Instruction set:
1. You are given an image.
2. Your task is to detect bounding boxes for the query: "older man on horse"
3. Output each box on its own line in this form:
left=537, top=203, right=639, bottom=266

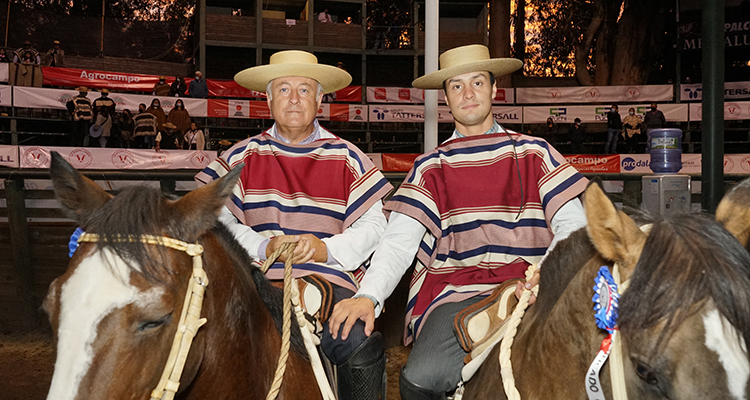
left=196, top=50, right=392, bottom=400
left=328, top=44, right=590, bottom=399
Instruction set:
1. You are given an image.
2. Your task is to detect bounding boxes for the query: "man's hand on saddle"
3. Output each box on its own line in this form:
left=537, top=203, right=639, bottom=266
left=515, top=268, right=541, bottom=305
left=266, top=234, right=328, bottom=264
left=328, top=297, right=375, bottom=340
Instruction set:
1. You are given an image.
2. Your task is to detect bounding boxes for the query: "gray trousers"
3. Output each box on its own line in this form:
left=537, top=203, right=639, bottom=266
left=402, top=296, right=484, bottom=393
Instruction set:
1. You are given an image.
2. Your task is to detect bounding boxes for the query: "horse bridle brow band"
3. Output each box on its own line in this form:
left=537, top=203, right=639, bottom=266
left=77, top=233, right=207, bottom=400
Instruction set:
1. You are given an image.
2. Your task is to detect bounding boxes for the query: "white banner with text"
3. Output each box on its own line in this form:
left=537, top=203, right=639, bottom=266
left=681, top=82, right=750, bottom=101
left=516, top=85, right=673, bottom=104
left=688, top=101, right=750, bottom=121
left=368, top=105, right=522, bottom=123
left=12, top=86, right=208, bottom=117
left=523, top=104, right=688, bottom=124
left=0, top=145, right=18, bottom=168
left=18, top=146, right=217, bottom=170
left=366, top=87, right=515, bottom=104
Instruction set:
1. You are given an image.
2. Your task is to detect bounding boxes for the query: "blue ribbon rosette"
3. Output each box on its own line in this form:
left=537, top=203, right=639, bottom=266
left=592, top=266, right=619, bottom=333
left=68, top=227, right=85, bottom=258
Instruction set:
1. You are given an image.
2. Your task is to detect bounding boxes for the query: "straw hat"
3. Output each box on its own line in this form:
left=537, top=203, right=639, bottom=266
left=53, top=40, right=60, bottom=45
left=76, top=86, right=89, bottom=93
left=412, top=45, right=522, bottom=89
left=89, top=124, right=102, bottom=138
left=234, top=50, right=351, bottom=94
left=164, top=122, right=177, bottom=130
left=100, top=88, right=110, bottom=94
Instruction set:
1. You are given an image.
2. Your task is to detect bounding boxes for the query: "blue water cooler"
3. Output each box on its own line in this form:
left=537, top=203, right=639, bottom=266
left=642, top=129, right=691, bottom=215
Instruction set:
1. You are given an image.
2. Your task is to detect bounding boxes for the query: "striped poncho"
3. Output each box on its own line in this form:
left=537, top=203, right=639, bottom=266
left=196, top=131, right=393, bottom=291
left=383, top=131, right=588, bottom=343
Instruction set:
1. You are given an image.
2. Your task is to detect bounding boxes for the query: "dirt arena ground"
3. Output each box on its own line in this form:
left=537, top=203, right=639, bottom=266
left=0, top=332, right=409, bottom=400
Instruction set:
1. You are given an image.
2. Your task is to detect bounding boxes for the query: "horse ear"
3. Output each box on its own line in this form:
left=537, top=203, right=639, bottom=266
left=49, top=151, right=112, bottom=222
left=716, top=178, right=750, bottom=247
left=584, top=182, right=647, bottom=278
left=171, top=163, right=244, bottom=239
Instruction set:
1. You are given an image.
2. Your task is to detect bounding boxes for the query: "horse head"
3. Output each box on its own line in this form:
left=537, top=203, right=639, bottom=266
left=465, top=182, right=750, bottom=399
left=43, top=152, right=241, bottom=400
left=586, top=182, right=750, bottom=399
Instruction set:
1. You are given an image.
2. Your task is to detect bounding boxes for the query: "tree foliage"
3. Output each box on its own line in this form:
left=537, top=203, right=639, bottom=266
left=526, top=0, right=673, bottom=84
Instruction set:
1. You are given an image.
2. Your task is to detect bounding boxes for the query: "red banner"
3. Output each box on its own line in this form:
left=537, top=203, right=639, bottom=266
left=564, top=154, right=620, bottom=173
left=42, top=66, right=363, bottom=101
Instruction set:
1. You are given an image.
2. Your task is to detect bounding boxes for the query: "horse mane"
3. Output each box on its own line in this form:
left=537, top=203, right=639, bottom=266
left=619, top=212, right=750, bottom=355
left=534, top=227, right=598, bottom=319
left=211, top=224, right=308, bottom=358
left=80, top=184, right=307, bottom=358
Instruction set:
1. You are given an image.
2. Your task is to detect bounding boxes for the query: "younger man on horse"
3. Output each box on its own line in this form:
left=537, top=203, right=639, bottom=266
left=328, top=44, right=589, bottom=399
left=196, top=50, right=392, bottom=400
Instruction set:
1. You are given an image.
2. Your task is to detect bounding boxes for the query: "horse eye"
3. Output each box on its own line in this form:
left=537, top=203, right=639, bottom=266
left=636, top=362, right=658, bottom=385
left=138, top=314, right=171, bottom=332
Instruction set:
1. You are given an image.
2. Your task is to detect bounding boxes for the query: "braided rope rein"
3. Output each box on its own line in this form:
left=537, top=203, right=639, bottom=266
left=498, top=263, right=539, bottom=400
left=260, top=242, right=296, bottom=400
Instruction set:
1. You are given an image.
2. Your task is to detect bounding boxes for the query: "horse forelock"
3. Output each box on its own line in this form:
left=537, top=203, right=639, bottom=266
left=78, top=185, right=188, bottom=286
left=47, top=247, right=165, bottom=400
left=619, top=213, right=750, bottom=360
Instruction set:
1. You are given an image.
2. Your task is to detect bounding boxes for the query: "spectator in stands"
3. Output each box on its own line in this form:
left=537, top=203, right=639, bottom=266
left=622, top=107, right=642, bottom=154
left=542, top=117, right=558, bottom=146
left=184, top=122, right=205, bottom=150
left=118, top=109, right=135, bottom=148
left=169, top=75, right=187, bottom=97
left=188, top=71, right=208, bottom=98
left=66, top=86, right=93, bottom=146
left=45, top=40, right=66, bottom=67
left=146, top=98, right=167, bottom=131
left=134, top=103, right=157, bottom=149
left=0, top=48, right=8, bottom=63
left=605, top=104, right=622, bottom=154
left=155, top=122, right=180, bottom=151
left=11, top=40, right=42, bottom=87
left=167, top=99, right=191, bottom=147
left=89, top=89, right=115, bottom=148
left=568, top=117, right=586, bottom=153
left=152, top=76, right=171, bottom=97
left=13, top=40, right=40, bottom=65
left=318, top=7, right=332, bottom=23
left=644, top=102, right=666, bottom=152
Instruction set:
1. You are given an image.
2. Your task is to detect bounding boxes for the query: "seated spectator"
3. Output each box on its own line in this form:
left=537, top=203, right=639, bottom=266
left=0, top=48, right=8, bottom=63
left=188, top=71, right=208, bottom=98
left=167, top=99, right=191, bottom=147
left=183, top=122, right=205, bottom=151
left=146, top=98, right=167, bottom=131
left=152, top=76, right=170, bottom=96
left=318, top=8, right=332, bottom=23
left=155, top=122, right=180, bottom=151
left=45, top=40, right=65, bottom=67
left=134, top=103, right=157, bottom=149
left=169, top=75, right=187, bottom=97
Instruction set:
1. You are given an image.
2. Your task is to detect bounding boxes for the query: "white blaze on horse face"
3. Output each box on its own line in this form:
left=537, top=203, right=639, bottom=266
left=46, top=248, right=139, bottom=400
left=704, top=308, right=750, bottom=400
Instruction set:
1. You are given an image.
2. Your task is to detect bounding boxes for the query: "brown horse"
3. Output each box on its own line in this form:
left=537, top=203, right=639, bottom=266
left=43, top=152, right=321, bottom=400
left=463, top=182, right=750, bottom=399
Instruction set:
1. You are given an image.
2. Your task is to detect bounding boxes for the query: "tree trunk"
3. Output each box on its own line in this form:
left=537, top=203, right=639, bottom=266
left=574, top=1, right=603, bottom=86
left=610, top=0, right=668, bottom=85
left=514, top=0, right=526, bottom=63
left=592, top=1, right=621, bottom=86
left=489, top=0, right=512, bottom=87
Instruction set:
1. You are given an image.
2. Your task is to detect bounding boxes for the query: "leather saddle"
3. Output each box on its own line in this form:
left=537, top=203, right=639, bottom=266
left=454, top=279, right=521, bottom=363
